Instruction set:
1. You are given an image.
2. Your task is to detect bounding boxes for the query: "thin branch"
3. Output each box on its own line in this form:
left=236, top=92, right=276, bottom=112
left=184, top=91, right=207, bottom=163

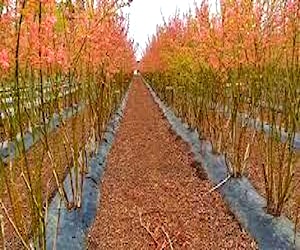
left=138, top=209, right=159, bottom=247
left=161, top=226, right=174, bottom=250
left=0, top=200, right=30, bottom=250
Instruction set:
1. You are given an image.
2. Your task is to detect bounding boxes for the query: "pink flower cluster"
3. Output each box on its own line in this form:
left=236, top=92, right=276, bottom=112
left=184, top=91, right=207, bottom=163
left=0, top=49, right=9, bottom=70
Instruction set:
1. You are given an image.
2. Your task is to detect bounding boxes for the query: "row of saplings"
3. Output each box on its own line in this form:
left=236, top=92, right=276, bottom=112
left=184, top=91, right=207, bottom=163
left=0, top=71, right=132, bottom=249
left=143, top=68, right=299, bottom=224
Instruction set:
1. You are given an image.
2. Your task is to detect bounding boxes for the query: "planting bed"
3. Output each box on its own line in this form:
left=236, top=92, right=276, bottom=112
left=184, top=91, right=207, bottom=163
left=246, top=136, right=300, bottom=229
left=0, top=74, right=131, bottom=248
left=1, top=106, right=92, bottom=248
left=46, top=81, right=130, bottom=249
left=148, top=77, right=300, bottom=248
left=88, top=77, right=257, bottom=249
left=190, top=112, right=300, bottom=231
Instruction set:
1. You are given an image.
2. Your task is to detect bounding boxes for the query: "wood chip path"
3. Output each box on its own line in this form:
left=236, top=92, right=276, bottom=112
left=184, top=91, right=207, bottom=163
left=88, top=77, right=257, bottom=249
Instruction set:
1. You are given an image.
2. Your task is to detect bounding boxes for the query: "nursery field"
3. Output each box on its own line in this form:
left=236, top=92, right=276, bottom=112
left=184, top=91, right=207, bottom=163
left=0, top=0, right=299, bottom=249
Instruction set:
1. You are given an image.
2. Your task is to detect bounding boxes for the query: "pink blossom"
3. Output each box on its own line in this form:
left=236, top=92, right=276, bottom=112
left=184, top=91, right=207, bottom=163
left=46, top=15, right=57, bottom=26
left=0, top=49, right=9, bottom=70
left=287, top=0, right=296, bottom=13
left=56, top=48, right=66, bottom=66
left=44, top=48, right=55, bottom=64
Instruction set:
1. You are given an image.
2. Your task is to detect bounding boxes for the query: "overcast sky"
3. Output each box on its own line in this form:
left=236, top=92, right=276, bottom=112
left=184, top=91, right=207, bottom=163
left=122, top=0, right=202, bottom=60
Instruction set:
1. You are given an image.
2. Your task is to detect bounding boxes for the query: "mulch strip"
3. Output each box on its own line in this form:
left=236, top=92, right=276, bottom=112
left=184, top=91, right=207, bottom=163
left=87, top=78, right=257, bottom=249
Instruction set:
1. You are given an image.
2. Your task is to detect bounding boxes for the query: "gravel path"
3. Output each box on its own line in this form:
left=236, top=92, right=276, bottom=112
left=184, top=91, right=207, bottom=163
left=88, top=77, right=257, bottom=249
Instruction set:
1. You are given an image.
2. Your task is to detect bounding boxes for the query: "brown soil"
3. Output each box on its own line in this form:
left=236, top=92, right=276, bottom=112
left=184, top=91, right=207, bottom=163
left=87, top=77, right=257, bottom=249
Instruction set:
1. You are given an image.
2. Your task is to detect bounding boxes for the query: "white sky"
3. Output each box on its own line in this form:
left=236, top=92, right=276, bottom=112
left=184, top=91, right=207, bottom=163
left=123, top=0, right=204, bottom=60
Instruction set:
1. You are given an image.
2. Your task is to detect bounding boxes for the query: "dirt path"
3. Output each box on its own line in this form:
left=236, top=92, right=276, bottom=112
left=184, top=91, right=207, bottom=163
left=88, top=77, right=257, bottom=249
